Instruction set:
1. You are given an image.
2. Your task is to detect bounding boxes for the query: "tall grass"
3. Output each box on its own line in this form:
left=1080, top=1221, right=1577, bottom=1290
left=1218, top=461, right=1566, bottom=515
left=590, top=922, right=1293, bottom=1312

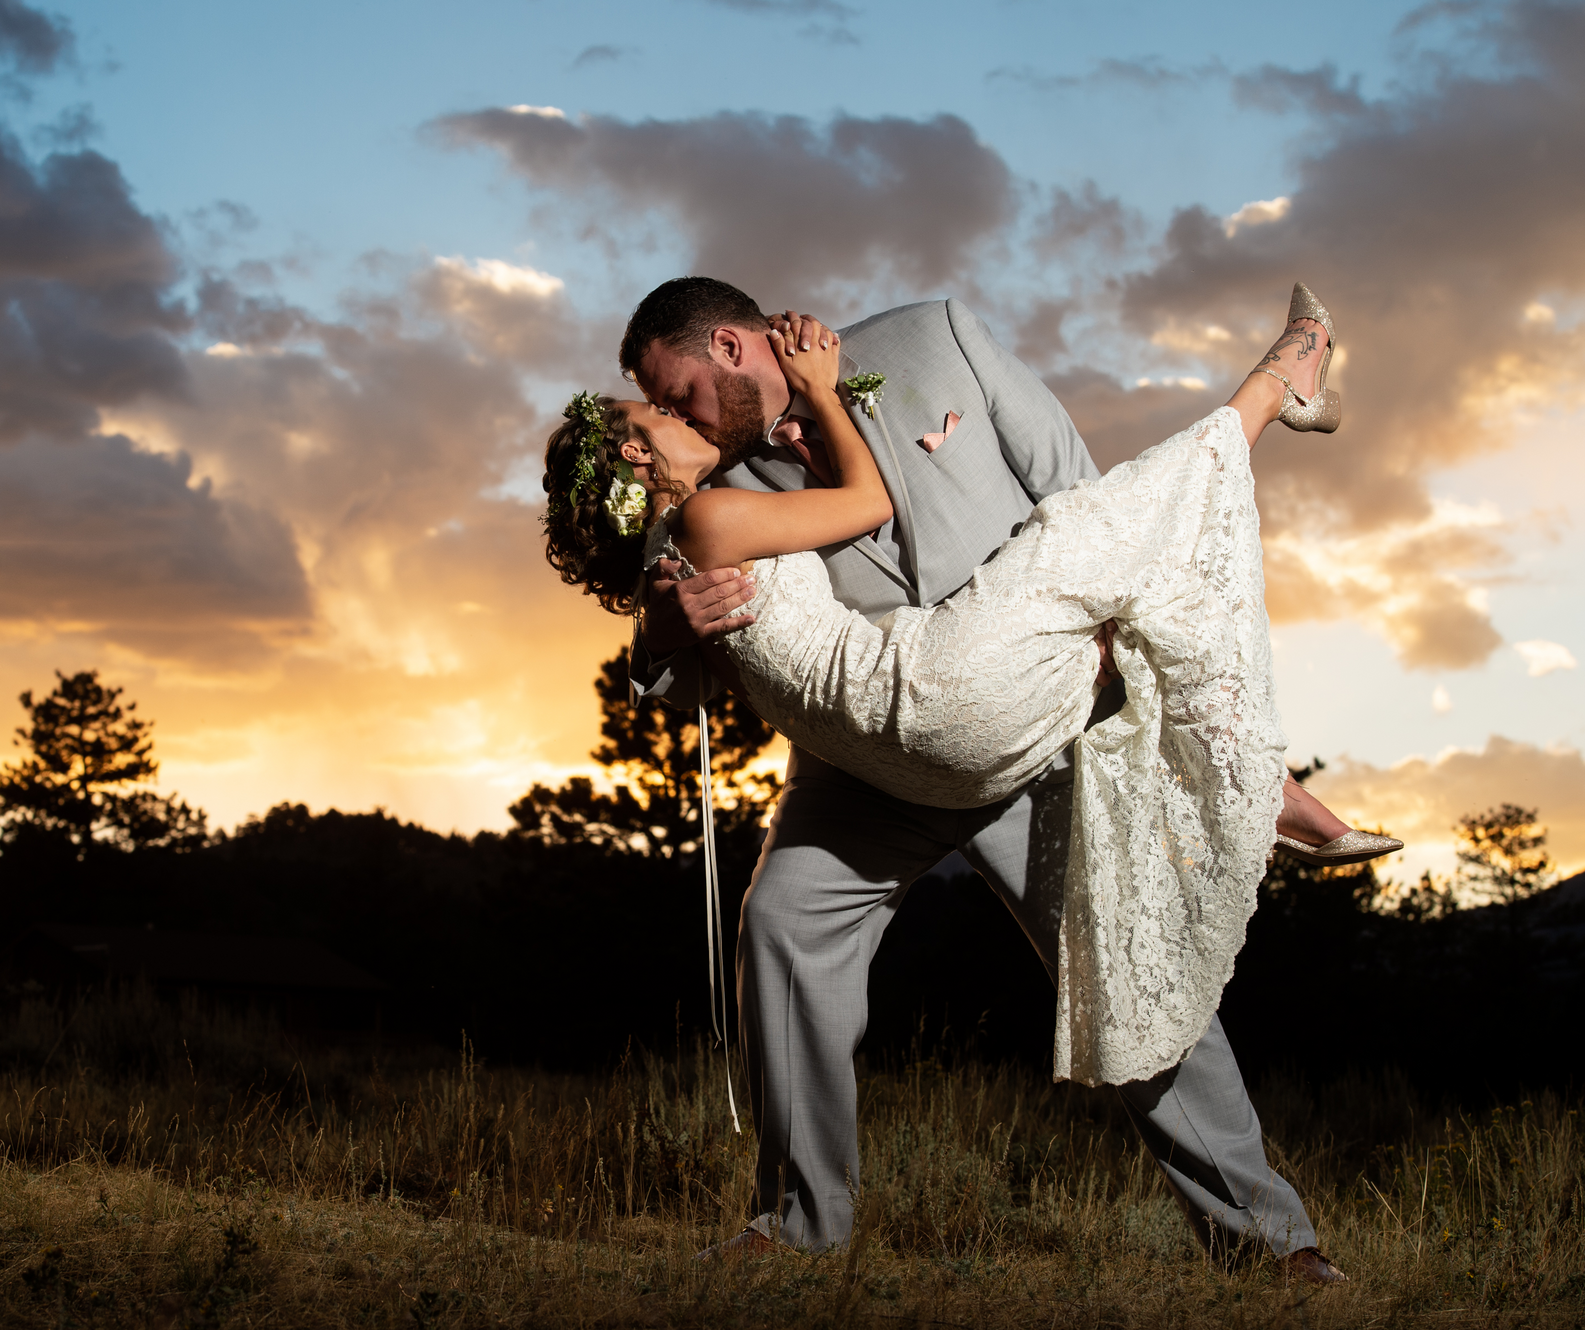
left=1, top=986, right=1581, bottom=1327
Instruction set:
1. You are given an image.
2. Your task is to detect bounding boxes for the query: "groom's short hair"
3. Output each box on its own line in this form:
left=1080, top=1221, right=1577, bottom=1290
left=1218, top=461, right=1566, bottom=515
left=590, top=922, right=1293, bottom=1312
left=619, top=277, right=770, bottom=377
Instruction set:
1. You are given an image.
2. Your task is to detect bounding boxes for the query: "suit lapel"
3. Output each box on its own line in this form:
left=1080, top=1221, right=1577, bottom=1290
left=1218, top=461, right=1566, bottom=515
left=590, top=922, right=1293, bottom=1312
left=856, top=404, right=921, bottom=602
left=739, top=359, right=916, bottom=595
left=741, top=449, right=912, bottom=590
left=845, top=525, right=912, bottom=588
left=837, top=348, right=921, bottom=603
left=742, top=451, right=809, bottom=494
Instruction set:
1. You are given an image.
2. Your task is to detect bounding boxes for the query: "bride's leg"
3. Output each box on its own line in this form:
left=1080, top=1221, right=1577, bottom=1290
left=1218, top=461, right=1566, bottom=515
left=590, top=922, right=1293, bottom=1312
left=1275, top=773, right=1352, bottom=847
left=1226, top=315, right=1330, bottom=448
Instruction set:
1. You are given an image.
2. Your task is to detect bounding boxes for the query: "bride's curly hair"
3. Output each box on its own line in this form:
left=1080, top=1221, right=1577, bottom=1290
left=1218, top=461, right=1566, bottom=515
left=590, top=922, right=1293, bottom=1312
left=541, top=395, right=686, bottom=615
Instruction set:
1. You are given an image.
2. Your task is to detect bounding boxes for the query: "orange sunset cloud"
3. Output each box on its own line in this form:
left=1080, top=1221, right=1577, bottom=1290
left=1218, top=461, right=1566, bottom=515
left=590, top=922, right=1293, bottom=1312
left=1, top=0, right=1582, bottom=853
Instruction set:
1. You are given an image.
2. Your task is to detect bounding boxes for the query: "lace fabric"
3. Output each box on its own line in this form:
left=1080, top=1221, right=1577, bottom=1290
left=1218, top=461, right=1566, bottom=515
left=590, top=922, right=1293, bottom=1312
left=645, top=407, right=1287, bottom=1085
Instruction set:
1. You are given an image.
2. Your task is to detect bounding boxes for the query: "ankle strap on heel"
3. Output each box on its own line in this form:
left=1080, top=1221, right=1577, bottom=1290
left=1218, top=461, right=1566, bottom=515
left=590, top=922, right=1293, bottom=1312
left=1251, top=365, right=1310, bottom=406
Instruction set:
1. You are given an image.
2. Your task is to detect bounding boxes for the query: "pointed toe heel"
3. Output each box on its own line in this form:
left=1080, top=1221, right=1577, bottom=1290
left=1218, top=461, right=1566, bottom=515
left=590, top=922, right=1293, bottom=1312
left=1253, top=281, right=1341, bottom=434
left=1274, top=830, right=1403, bottom=867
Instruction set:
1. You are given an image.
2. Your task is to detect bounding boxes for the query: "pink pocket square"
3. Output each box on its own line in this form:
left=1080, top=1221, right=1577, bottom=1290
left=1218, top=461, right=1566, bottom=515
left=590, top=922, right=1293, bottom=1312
left=920, top=411, right=961, bottom=453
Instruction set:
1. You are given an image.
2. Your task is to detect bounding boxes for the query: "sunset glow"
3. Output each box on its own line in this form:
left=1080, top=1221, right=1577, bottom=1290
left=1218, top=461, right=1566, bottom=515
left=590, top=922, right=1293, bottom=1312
left=2, top=0, right=1582, bottom=883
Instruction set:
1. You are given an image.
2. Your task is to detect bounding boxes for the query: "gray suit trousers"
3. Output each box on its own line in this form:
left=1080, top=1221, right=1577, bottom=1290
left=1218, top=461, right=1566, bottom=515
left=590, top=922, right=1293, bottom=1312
left=738, top=746, right=1317, bottom=1256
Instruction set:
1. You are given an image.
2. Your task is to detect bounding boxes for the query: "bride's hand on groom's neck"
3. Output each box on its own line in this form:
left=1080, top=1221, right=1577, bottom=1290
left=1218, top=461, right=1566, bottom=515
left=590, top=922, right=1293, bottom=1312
left=769, top=310, right=832, bottom=356
left=642, top=558, right=758, bottom=653
left=769, top=314, right=840, bottom=403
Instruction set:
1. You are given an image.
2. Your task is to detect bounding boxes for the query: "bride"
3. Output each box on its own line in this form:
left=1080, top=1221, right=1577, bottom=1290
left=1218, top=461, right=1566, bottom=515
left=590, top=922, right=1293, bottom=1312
left=540, top=284, right=1398, bottom=1084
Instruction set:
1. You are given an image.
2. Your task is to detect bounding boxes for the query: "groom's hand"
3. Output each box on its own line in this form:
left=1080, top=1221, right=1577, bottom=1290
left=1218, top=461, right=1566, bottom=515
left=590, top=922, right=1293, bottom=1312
left=642, top=558, right=757, bottom=653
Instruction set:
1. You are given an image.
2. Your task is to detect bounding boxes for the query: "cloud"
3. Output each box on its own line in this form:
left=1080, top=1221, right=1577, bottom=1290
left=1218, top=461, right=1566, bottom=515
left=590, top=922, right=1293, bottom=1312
left=1222, top=195, right=1290, bottom=238
left=0, top=433, right=309, bottom=662
left=430, top=107, right=1014, bottom=311
left=422, top=3, right=1580, bottom=680
left=1230, top=63, right=1367, bottom=118
left=1094, top=0, right=1585, bottom=669
left=167, top=276, right=545, bottom=552
left=1035, top=181, right=1140, bottom=259
left=1260, top=497, right=1509, bottom=669
left=0, top=133, right=187, bottom=441
left=699, top=0, right=855, bottom=17
left=0, top=28, right=635, bottom=826
left=33, top=103, right=98, bottom=150
left=1310, top=735, right=1585, bottom=876
left=431, top=254, right=564, bottom=298
left=984, top=65, right=1080, bottom=94
left=67, top=255, right=635, bottom=823
left=95, top=241, right=635, bottom=676
left=986, top=57, right=1204, bottom=95
left=1012, top=299, right=1074, bottom=368
left=1513, top=638, right=1578, bottom=676
left=183, top=199, right=260, bottom=256
left=8, top=0, right=1585, bottom=841
left=414, top=255, right=589, bottom=366
left=0, top=109, right=308, bottom=668
left=0, top=82, right=620, bottom=792
left=0, top=0, right=71, bottom=75
left=1049, top=370, right=1223, bottom=475
left=571, top=45, right=623, bottom=68
left=683, top=0, right=861, bottom=43
left=798, top=22, right=860, bottom=45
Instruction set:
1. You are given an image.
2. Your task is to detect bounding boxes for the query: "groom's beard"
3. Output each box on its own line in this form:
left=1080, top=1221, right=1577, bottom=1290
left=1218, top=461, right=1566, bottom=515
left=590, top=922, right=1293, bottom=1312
left=704, top=365, right=770, bottom=471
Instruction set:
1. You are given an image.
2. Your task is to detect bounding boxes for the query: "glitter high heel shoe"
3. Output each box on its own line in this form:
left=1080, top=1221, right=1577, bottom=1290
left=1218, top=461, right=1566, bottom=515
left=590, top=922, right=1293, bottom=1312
left=1274, top=830, right=1403, bottom=867
left=1252, top=281, right=1342, bottom=434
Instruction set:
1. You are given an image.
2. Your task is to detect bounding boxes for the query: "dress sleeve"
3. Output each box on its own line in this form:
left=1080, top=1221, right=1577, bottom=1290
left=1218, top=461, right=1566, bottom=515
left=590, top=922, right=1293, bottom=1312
left=946, top=298, right=1101, bottom=502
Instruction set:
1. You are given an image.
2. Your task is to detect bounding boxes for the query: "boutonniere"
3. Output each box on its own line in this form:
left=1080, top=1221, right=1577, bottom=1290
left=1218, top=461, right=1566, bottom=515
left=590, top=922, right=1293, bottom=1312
left=842, top=372, right=886, bottom=420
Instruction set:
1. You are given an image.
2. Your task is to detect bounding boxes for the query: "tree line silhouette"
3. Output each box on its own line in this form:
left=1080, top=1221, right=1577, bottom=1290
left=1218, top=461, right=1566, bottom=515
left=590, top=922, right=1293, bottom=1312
left=1, top=666, right=1580, bottom=1100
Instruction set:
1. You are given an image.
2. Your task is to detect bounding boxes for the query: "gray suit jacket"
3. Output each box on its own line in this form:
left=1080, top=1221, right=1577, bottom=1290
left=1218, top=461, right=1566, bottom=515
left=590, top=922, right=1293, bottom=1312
left=631, top=299, right=1100, bottom=714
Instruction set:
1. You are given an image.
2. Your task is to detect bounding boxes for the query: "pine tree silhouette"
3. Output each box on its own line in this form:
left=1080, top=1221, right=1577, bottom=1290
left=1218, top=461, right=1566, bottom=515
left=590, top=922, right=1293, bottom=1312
left=0, top=670, right=207, bottom=855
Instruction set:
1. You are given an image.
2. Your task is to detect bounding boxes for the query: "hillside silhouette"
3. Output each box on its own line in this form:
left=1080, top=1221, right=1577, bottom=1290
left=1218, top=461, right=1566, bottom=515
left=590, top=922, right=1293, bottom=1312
left=2, top=666, right=1581, bottom=1100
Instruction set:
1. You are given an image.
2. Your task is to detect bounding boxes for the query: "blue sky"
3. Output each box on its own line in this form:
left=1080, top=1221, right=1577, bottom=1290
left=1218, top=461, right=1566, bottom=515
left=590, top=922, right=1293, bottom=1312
left=3, top=0, right=1583, bottom=884
left=38, top=0, right=1425, bottom=310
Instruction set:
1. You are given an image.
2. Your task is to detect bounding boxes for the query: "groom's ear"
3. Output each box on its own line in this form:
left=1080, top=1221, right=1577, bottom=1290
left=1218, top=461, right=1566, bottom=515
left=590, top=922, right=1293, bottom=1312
left=708, top=326, right=748, bottom=367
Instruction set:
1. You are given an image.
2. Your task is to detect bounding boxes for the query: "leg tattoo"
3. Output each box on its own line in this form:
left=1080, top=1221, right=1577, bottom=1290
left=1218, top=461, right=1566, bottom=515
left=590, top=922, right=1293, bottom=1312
left=1256, top=323, right=1320, bottom=369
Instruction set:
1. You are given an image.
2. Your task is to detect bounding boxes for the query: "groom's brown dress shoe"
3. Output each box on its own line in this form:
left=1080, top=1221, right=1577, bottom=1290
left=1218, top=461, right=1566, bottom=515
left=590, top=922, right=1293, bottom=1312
left=695, top=1227, right=776, bottom=1261
left=1282, top=1246, right=1348, bottom=1285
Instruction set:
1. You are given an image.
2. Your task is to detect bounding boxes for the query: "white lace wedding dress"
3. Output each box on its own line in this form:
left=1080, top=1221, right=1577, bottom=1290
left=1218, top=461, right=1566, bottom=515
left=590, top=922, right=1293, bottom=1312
left=644, top=406, right=1288, bottom=1086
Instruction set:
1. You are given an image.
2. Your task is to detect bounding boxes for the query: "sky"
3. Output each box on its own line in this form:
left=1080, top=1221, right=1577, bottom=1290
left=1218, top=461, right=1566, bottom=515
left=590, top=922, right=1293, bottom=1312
left=1, top=0, right=1582, bottom=887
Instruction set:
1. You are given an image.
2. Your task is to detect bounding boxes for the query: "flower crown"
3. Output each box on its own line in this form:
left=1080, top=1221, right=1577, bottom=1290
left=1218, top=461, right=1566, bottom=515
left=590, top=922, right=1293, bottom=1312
left=547, top=391, right=648, bottom=538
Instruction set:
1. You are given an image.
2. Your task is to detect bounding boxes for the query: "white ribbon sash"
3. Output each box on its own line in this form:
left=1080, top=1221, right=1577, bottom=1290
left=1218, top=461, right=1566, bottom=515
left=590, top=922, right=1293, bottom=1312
left=699, top=704, right=742, bottom=1134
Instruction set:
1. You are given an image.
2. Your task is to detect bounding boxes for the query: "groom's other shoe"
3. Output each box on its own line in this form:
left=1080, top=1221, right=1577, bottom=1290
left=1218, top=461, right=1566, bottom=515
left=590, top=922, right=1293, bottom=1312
left=1282, top=1246, right=1349, bottom=1286
left=695, top=1226, right=777, bottom=1261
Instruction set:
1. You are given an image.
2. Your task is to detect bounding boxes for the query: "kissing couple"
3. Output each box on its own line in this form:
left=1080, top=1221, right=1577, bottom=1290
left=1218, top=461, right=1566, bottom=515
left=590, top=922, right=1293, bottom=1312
left=542, top=277, right=1400, bottom=1284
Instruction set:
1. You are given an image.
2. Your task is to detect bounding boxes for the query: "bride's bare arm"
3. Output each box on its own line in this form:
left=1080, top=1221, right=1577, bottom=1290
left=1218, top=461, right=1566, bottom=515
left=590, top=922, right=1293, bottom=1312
left=668, top=328, right=892, bottom=571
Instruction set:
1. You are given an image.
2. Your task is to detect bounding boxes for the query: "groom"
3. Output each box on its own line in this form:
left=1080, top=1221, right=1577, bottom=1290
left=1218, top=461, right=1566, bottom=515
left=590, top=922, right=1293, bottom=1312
left=621, top=277, right=1342, bottom=1284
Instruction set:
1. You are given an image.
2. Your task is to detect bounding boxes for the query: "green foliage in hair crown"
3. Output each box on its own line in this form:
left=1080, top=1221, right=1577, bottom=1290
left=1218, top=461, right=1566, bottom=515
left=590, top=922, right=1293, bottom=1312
left=549, top=390, right=648, bottom=538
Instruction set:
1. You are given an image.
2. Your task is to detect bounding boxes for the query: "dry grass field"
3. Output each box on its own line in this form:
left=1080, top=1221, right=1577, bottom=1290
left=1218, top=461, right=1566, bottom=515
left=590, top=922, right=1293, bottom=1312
left=1, top=989, right=1581, bottom=1328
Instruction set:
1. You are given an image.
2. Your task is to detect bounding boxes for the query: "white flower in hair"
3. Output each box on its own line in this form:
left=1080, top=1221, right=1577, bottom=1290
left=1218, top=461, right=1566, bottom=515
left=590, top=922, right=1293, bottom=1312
left=604, top=470, right=648, bottom=537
